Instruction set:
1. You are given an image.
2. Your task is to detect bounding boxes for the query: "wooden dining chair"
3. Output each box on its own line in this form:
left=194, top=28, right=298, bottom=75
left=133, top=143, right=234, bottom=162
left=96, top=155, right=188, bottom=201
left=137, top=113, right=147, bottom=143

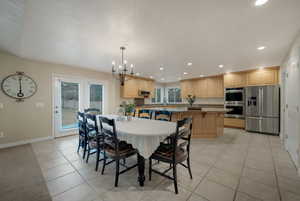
left=138, top=109, right=152, bottom=119
left=99, top=116, right=138, bottom=187
left=77, top=112, right=88, bottom=159
left=85, top=114, right=101, bottom=165
left=149, top=117, right=193, bottom=194
left=84, top=108, right=101, bottom=115
left=154, top=110, right=172, bottom=121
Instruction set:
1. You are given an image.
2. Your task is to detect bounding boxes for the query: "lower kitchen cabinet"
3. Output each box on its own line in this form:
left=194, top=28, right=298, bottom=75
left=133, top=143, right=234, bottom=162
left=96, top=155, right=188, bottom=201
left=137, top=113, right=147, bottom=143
left=224, top=118, right=245, bottom=129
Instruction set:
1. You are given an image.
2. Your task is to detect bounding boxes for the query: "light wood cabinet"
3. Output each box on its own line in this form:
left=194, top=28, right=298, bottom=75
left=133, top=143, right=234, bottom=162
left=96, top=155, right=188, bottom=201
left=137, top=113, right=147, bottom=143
left=121, top=76, right=154, bottom=98
left=224, top=72, right=247, bottom=88
left=224, top=118, right=245, bottom=129
left=224, top=67, right=279, bottom=88
left=181, top=75, right=224, bottom=98
left=206, top=76, right=224, bottom=97
left=180, top=80, right=195, bottom=99
left=246, top=68, right=279, bottom=86
left=194, top=79, right=207, bottom=97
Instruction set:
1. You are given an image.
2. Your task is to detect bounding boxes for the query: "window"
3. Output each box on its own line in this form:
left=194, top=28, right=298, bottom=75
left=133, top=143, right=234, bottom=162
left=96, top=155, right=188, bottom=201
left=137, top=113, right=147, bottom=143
left=152, top=88, right=163, bottom=103
left=89, top=84, right=103, bottom=114
left=167, top=88, right=182, bottom=103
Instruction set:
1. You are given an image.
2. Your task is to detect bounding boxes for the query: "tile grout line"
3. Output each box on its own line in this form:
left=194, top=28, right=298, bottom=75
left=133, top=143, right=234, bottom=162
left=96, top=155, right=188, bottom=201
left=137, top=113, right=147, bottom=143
left=232, top=132, right=252, bottom=201
left=187, top=141, right=232, bottom=201
left=268, top=136, right=283, bottom=201
left=51, top=144, right=100, bottom=199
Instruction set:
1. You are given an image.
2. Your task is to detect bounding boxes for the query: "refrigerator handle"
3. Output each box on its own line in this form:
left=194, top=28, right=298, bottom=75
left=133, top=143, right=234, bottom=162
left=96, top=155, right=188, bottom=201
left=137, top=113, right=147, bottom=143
left=258, top=88, right=262, bottom=116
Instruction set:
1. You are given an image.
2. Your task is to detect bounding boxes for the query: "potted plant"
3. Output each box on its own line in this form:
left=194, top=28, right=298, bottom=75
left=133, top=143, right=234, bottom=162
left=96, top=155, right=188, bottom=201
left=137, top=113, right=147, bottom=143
left=120, top=101, right=136, bottom=117
left=186, top=94, right=196, bottom=106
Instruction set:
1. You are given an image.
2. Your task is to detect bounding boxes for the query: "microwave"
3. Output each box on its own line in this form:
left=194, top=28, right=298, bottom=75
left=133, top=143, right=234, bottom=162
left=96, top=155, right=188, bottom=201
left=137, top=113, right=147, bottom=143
left=225, top=88, right=244, bottom=104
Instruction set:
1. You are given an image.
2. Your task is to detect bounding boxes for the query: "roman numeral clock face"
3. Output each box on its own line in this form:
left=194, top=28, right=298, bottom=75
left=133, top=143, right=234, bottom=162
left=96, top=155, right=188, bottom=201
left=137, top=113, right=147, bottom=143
left=1, top=72, right=37, bottom=101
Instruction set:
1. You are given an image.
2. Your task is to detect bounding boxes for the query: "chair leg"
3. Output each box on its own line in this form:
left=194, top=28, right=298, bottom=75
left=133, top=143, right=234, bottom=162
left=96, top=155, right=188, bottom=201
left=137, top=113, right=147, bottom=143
left=95, top=148, right=100, bottom=171
left=149, top=158, right=152, bottom=181
left=83, top=141, right=87, bottom=159
left=187, top=156, right=193, bottom=179
left=77, top=138, right=81, bottom=153
left=173, top=163, right=178, bottom=194
left=86, top=146, right=90, bottom=163
left=101, top=152, right=106, bottom=175
left=115, top=159, right=120, bottom=187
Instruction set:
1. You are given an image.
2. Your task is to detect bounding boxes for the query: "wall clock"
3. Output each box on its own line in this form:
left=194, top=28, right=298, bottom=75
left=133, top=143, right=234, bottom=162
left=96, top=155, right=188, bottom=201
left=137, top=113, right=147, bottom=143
left=1, top=71, right=38, bottom=102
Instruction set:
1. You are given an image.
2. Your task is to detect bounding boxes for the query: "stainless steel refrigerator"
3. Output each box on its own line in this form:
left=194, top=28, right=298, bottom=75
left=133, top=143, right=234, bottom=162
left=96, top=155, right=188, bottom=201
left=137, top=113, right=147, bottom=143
left=245, top=85, right=280, bottom=135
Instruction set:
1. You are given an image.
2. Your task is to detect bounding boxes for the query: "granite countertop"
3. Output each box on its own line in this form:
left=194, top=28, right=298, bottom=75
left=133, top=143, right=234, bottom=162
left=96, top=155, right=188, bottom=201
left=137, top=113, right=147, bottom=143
left=145, top=107, right=230, bottom=113
left=140, top=103, right=224, bottom=108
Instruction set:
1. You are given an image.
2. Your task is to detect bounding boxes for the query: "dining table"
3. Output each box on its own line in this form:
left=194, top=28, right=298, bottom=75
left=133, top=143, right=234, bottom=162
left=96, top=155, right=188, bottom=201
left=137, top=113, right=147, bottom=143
left=96, top=114, right=177, bottom=186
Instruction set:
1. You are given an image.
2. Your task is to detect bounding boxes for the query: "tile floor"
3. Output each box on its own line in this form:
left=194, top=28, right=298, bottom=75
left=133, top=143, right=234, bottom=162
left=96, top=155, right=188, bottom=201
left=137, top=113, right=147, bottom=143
left=2, top=128, right=300, bottom=201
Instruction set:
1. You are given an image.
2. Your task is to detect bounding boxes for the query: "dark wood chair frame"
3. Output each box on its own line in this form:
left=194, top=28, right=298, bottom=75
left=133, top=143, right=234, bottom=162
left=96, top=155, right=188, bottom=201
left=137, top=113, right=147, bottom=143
left=138, top=109, right=152, bottom=119
left=149, top=117, right=193, bottom=194
left=154, top=110, right=172, bottom=121
left=99, top=116, right=138, bottom=187
left=85, top=114, right=101, bottom=165
left=77, top=112, right=88, bottom=159
left=84, top=108, right=101, bottom=114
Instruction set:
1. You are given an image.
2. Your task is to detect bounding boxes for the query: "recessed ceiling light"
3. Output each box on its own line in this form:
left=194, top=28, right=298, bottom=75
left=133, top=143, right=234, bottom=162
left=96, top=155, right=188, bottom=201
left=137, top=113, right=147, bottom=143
left=255, top=0, right=269, bottom=6
left=257, top=46, right=266, bottom=50
left=183, top=72, right=188, bottom=75
left=187, top=62, right=192, bottom=66
left=159, top=67, right=164, bottom=71
left=218, top=64, right=224, bottom=68
left=199, top=75, right=204, bottom=77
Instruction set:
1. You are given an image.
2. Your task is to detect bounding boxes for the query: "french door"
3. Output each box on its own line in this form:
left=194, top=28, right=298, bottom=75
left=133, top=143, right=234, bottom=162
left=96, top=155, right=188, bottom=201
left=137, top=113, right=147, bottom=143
left=53, top=76, right=104, bottom=137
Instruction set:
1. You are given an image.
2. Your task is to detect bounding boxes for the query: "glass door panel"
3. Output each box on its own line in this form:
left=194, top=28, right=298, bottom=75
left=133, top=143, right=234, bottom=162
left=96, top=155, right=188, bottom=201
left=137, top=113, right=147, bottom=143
left=61, top=81, right=79, bottom=130
left=89, top=84, right=103, bottom=114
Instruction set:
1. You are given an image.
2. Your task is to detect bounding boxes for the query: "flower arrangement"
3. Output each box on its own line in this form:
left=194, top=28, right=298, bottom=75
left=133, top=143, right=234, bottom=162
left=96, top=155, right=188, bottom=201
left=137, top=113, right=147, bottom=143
left=186, top=94, right=196, bottom=106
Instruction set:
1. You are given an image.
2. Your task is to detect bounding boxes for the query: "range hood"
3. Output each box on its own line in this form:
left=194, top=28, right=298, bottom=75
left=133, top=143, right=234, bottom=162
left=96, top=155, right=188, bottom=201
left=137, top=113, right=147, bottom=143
left=138, top=90, right=151, bottom=97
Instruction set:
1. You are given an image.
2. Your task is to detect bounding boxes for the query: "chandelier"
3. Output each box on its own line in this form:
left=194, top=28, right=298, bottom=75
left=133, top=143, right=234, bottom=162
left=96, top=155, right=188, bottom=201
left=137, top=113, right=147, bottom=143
left=112, top=46, right=134, bottom=86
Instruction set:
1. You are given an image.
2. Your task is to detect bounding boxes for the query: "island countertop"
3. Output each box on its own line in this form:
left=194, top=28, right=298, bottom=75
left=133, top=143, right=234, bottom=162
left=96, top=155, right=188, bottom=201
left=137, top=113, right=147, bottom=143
left=136, top=106, right=226, bottom=138
left=139, top=107, right=229, bottom=113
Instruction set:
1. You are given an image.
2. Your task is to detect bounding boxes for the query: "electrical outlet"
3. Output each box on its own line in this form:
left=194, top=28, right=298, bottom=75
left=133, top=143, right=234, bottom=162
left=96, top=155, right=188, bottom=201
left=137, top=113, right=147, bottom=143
left=0, top=132, right=4, bottom=138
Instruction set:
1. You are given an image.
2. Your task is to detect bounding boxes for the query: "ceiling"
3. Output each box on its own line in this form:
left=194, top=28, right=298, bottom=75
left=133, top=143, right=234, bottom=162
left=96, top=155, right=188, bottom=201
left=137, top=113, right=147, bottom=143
left=0, top=0, right=300, bottom=82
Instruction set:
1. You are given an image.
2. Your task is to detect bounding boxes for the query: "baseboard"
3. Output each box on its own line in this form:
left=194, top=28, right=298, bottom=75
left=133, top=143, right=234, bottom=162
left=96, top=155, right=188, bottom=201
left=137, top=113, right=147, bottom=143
left=0, top=136, right=54, bottom=149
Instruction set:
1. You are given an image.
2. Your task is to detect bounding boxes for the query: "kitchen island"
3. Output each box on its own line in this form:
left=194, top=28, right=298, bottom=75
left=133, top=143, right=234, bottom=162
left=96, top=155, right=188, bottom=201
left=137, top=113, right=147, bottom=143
left=137, top=106, right=227, bottom=138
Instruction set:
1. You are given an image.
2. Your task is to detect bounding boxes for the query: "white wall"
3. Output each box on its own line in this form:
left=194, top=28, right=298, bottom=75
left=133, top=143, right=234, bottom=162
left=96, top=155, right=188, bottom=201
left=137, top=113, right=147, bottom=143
left=281, top=32, right=300, bottom=170
left=0, top=51, right=120, bottom=146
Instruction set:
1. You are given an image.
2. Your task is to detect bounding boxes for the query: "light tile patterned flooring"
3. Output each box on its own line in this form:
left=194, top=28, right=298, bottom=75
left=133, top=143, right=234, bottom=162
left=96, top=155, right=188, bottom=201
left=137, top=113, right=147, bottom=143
left=28, top=128, right=300, bottom=201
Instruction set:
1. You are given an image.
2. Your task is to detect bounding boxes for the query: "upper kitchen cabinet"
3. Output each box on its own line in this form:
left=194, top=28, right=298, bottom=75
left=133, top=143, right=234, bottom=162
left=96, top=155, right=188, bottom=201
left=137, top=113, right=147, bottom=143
left=206, top=76, right=224, bottom=98
left=121, top=76, right=155, bottom=98
left=224, top=72, right=247, bottom=88
left=224, top=66, right=279, bottom=88
left=180, top=80, right=194, bottom=98
left=246, top=67, right=279, bottom=86
left=181, top=75, right=224, bottom=98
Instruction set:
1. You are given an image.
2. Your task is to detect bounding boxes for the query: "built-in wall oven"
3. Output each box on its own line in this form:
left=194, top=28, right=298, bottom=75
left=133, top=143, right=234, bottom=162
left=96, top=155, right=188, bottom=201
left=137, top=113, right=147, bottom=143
left=225, top=88, right=245, bottom=119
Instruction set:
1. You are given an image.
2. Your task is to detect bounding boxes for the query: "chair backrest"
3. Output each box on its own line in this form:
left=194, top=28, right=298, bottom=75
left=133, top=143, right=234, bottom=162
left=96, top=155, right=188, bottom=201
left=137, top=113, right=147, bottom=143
left=98, top=116, right=119, bottom=153
left=172, top=117, right=193, bottom=160
left=77, top=112, right=86, bottom=136
left=154, top=110, right=172, bottom=121
left=84, top=108, right=101, bottom=115
left=138, top=109, right=152, bottom=119
left=85, top=113, right=99, bottom=136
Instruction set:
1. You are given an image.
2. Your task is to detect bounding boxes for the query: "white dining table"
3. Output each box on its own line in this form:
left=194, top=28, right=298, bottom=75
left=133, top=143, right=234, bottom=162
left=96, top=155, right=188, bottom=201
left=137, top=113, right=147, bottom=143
left=96, top=114, right=177, bottom=186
